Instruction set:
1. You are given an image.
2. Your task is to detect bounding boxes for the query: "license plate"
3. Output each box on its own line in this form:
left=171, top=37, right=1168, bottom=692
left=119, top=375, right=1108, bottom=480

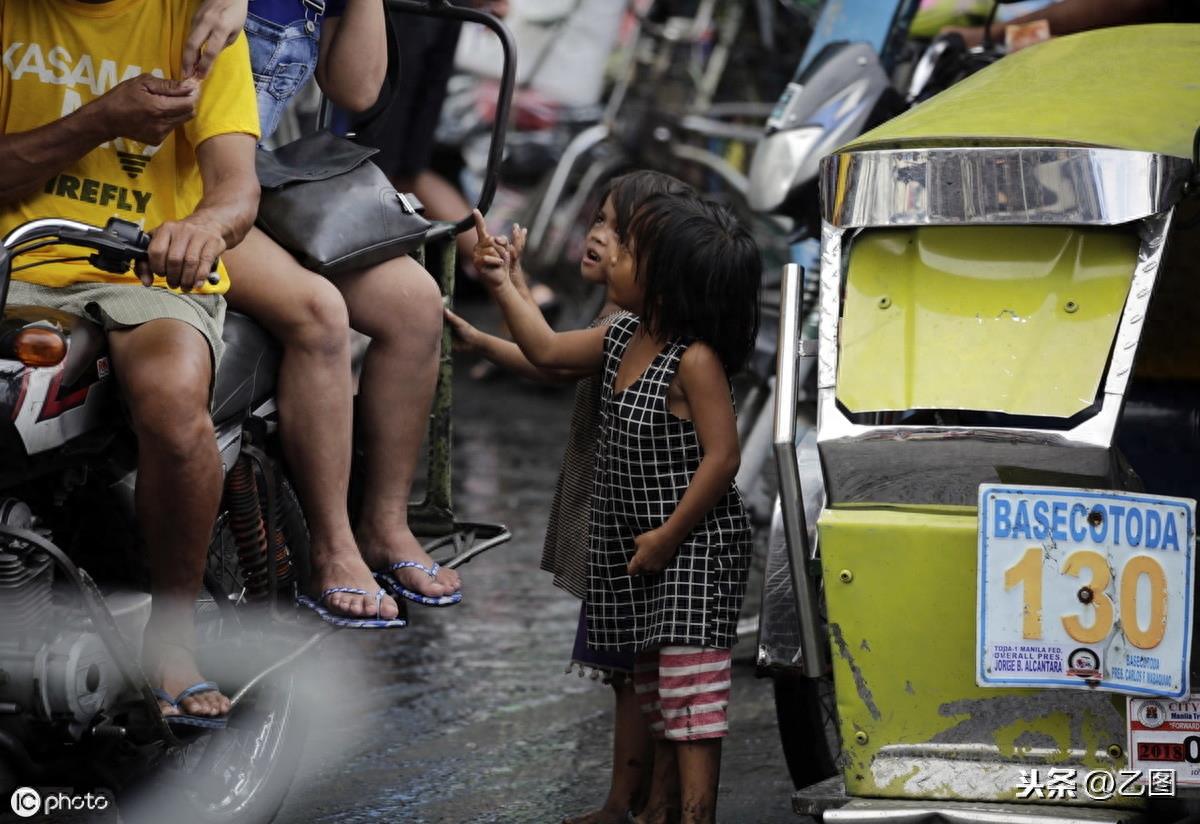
left=1129, top=696, right=1200, bottom=785
left=977, top=485, right=1196, bottom=698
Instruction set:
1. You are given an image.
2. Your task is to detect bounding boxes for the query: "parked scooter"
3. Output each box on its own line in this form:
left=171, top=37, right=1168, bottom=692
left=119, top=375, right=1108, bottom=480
left=738, top=0, right=1022, bottom=531
left=0, top=3, right=517, bottom=821
left=764, top=21, right=1200, bottom=822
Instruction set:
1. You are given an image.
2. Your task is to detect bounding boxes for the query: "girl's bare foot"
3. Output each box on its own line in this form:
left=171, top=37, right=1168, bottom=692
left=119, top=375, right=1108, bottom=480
left=563, top=807, right=626, bottom=824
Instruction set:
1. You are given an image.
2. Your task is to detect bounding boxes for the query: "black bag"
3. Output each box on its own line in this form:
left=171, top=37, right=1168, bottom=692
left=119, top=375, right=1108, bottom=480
left=254, top=130, right=431, bottom=277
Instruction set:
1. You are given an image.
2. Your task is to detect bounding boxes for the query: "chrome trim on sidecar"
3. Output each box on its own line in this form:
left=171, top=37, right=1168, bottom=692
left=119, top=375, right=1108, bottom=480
left=820, top=147, right=1190, bottom=228
left=810, top=210, right=1176, bottom=506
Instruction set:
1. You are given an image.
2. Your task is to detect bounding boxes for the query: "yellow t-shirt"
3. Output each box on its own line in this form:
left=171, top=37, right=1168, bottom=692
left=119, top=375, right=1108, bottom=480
left=0, top=0, right=261, bottom=294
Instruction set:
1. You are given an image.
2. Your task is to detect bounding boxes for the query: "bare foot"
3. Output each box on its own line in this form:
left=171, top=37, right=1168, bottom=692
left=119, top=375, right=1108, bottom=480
left=359, top=524, right=461, bottom=599
left=309, top=540, right=401, bottom=620
left=630, top=803, right=678, bottom=824
left=144, top=635, right=230, bottom=720
left=563, top=807, right=627, bottom=824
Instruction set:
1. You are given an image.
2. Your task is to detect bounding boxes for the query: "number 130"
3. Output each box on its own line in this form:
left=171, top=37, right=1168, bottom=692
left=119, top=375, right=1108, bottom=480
left=1004, top=549, right=1168, bottom=649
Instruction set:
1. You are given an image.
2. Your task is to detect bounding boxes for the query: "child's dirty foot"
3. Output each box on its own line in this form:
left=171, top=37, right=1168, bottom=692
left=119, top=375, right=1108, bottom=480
left=562, top=807, right=625, bottom=824
left=628, top=806, right=676, bottom=824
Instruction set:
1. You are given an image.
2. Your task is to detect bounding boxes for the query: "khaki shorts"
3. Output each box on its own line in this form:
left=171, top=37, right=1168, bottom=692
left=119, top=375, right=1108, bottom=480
left=6, top=279, right=226, bottom=367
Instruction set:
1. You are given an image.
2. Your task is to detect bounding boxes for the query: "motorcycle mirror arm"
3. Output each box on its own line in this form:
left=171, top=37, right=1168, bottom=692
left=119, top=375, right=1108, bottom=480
left=384, top=0, right=517, bottom=240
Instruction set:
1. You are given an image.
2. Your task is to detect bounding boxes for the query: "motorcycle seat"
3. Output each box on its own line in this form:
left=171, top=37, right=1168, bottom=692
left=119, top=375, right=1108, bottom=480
left=211, top=311, right=280, bottom=424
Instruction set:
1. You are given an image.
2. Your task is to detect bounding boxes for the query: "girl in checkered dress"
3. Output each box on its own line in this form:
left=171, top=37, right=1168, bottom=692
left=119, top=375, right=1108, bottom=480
left=479, top=193, right=760, bottom=824
left=449, top=171, right=695, bottom=824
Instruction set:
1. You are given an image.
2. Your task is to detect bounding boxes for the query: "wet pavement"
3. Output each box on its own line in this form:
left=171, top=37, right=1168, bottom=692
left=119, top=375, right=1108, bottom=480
left=273, top=300, right=800, bottom=824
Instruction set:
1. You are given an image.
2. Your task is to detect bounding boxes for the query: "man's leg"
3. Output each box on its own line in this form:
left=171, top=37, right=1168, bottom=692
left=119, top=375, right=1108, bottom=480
left=326, top=255, right=459, bottom=596
left=108, top=318, right=228, bottom=718
left=223, top=228, right=400, bottom=619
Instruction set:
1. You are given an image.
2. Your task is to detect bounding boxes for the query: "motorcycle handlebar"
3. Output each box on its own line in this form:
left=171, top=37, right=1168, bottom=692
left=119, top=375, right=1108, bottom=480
left=0, top=217, right=219, bottom=315
left=2, top=216, right=218, bottom=281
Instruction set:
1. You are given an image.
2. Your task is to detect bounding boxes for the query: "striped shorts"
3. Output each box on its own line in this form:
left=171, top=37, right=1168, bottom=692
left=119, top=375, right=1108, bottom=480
left=634, top=647, right=731, bottom=741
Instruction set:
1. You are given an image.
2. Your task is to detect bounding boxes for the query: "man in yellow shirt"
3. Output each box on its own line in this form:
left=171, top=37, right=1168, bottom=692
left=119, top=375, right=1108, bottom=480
left=0, top=0, right=260, bottom=724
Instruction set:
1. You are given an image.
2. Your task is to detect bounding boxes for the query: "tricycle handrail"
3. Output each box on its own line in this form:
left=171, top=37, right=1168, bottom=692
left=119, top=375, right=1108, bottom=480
left=385, top=0, right=516, bottom=236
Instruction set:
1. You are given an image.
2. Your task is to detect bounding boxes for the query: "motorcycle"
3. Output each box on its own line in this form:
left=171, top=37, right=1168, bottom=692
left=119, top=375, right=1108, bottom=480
left=762, top=20, right=1200, bottom=822
left=0, top=3, right=517, bottom=821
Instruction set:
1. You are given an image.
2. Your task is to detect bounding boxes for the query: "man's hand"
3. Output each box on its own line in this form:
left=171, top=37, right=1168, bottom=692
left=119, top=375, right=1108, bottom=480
left=138, top=215, right=226, bottom=291
left=95, top=75, right=199, bottom=146
left=183, top=0, right=249, bottom=79
left=627, top=528, right=679, bottom=576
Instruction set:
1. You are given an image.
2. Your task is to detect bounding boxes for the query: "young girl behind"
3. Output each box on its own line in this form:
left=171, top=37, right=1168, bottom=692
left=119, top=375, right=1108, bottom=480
left=478, top=194, right=761, bottom=824
left=448, top=171, right=695, bottom=824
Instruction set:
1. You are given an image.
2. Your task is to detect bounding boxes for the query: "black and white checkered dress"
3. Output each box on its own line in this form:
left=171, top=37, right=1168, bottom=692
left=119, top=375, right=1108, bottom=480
left=586, top=315, right=752, bottom=652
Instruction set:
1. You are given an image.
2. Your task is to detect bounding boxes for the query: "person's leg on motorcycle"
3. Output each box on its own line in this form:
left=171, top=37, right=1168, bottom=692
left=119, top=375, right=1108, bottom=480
left=222, top=228, right=402, bottom=619
left=108, top=318, right=229, bottom=719
left=326, top=254, right=461, bottom=597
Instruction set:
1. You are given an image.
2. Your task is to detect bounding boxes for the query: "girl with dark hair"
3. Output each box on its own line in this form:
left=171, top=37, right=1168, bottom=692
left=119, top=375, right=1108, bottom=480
left=478, top=194, right=760, bottom=824
left=449, top=170, right=695, bottom=824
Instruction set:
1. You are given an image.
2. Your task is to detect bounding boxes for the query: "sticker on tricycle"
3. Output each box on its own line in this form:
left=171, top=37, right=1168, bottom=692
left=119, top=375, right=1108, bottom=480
left=978, top=485, right=1196, bottom=698
left=1128, top=696, right=1200, bottom=785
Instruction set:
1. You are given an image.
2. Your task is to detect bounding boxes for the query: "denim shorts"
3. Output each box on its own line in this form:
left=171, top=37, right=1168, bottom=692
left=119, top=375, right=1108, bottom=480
left=244, top=13, right=321, bottom=141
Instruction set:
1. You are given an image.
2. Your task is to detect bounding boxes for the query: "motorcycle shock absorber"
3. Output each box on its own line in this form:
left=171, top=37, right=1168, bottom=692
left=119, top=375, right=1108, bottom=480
left=225, top=455, right=293, bottom=600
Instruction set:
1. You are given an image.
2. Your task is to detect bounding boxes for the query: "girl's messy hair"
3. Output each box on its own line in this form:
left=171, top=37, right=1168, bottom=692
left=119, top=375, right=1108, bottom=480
left=627, top=194, right=761, bottom=375
left=599, top=170, right=694, bottom=240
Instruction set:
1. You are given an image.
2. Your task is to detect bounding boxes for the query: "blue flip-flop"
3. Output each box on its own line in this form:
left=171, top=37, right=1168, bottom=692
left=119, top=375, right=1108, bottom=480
left=377, top=561, right=462, bottom=607
left=153, top=681, right=229, bottom=730
left=296, top=586, right=408, bottom=628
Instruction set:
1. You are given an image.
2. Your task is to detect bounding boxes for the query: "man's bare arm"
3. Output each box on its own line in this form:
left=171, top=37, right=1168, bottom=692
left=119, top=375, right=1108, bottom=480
left=141, top=132, right=258, bottom=290
left=194, top=132, right=259, bottom=248
left=0, top=75, right=199, bottom=207
left=0, top=106, right=115, bottom=205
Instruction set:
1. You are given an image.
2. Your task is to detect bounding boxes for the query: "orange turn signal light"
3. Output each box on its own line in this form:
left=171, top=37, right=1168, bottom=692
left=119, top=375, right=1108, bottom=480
left=6, top=327, right=67, bottom=367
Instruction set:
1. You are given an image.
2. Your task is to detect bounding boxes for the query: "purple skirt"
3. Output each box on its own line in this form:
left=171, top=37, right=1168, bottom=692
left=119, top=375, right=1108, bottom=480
left=569, top=602, right=635, bottom=681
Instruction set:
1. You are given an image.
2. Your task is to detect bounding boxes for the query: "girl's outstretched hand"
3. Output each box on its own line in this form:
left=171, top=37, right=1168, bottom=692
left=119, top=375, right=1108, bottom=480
left=183, top=0, right=249, bottom=79
left=627, top=528, right=679, bottom=576
left=472, top=210, right=512, bottom=288
left=443, top=308, right=480, bottom=353
left=506, top=223, right=528, bottom=281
